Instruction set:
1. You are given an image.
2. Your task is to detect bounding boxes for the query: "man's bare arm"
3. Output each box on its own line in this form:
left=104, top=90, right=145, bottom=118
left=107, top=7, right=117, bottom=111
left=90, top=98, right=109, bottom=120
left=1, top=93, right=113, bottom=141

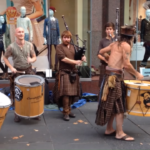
left=61, top=57, right=82, bottom=66
left=99, top=43, right=113, bottom=55
left=97, top=54, right=108, bottom=63
left=3, top=56, right=13, bottom=70
left=123, top=45, right=143, bottom=79
left=3, top=56, right=17, bottom=73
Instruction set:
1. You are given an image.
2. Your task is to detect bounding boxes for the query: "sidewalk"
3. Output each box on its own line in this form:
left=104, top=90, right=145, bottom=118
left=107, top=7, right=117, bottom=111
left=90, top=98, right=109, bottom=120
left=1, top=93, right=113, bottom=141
left=0, top=103, right=150, bottom=150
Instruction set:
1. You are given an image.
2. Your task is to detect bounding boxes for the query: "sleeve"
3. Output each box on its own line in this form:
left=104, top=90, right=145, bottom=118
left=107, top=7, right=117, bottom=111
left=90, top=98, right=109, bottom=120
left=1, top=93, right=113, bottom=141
left=4, top=45, right=12, bottom=58
left=28, top=19, right=33, bottom=38
left=17, top=18, right=19, bottom=27
left=97, top=40, right=103, bottom=55
left=56, top=19, right=60, bottom=37
left=4, top=26, right=11, bottom=49
left=56, top=45, right=65, bottom=60
left=140, top=19, right=145, bottom=42
left=43, top=19, right=47, bottom=38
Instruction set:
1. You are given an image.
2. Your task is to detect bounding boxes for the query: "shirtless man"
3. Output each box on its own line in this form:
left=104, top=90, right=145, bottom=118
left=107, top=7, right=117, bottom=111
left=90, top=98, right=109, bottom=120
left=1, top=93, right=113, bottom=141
left=95, top=26, right=143, bottom=141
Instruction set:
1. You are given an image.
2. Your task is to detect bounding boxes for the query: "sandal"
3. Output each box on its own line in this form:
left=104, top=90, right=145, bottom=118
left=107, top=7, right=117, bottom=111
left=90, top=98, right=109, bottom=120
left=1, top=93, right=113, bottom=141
left=104, top=131, right=116, bottom=136
left=115, top=135, right=135, bottom=141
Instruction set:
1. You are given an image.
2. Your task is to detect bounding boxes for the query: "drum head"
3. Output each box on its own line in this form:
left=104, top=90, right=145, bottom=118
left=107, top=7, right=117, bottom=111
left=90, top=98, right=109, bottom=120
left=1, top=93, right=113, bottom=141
left=15, top=75, right=45, bottom=87
left=126, top=82, right=150, bottom=86
left=0, top=92, right=11, bottom=108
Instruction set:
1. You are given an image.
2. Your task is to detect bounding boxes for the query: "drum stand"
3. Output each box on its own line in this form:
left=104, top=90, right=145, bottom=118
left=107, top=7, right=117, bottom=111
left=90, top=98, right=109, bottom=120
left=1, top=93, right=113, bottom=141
left=127, top=86, right=150, bottom=116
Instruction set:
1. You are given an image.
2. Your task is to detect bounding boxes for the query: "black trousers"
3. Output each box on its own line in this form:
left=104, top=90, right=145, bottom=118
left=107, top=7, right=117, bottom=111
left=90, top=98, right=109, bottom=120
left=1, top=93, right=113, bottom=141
left=141, top=45, right=150, bottom=66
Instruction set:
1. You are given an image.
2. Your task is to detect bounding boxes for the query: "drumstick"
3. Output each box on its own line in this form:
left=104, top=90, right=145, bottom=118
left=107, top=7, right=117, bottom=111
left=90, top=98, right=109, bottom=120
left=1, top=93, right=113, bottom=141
left=16, top=71, right=25, bottom=74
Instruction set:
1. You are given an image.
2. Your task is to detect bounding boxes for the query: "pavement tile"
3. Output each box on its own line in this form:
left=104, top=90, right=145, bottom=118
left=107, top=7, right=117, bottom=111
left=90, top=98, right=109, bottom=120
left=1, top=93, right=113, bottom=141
left=53, top=142, right=112, bottom=150
left=0, top=103, right=150, bottom=150
left=46, top=121, right=105, bottom=145
left=0, top=142, right=54, bottom=150
left=4, top=111, right=46, bottom=127
left=43, top=109, right=87, bottom=125
left=0, top=124, right=51, bottom=144
left=128, top=115, right=150, bottom=126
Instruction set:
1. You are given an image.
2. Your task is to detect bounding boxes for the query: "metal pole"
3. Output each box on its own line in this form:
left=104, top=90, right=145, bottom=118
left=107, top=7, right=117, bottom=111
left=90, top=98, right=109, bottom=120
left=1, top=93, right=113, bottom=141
left=135, top=0, right=139, bottom=70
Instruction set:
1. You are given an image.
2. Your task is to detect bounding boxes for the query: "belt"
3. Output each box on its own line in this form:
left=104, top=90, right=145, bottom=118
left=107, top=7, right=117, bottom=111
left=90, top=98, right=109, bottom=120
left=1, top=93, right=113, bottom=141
left=51, top=28, right=56, bottom=30
left=105, top=70, right=123, bottom=81
left=105, top=70, right=122, bottom=75
left=16, top=66, right=32, bottom=72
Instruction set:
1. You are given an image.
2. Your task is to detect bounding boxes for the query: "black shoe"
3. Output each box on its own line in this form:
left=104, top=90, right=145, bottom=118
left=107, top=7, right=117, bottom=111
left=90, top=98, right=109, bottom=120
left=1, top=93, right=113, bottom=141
left=69, top=113, right=76, bottom=118
left=33, top=116, right=41, bottom=121
left=14, top=115, right=21, bottom=122
left=63, top=114, right=70, bottom=121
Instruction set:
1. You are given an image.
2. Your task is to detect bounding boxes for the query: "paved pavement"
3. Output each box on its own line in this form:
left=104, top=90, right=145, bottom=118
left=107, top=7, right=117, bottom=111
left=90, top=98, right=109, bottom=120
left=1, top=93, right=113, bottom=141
left=0, top=103, right=150, bottom=150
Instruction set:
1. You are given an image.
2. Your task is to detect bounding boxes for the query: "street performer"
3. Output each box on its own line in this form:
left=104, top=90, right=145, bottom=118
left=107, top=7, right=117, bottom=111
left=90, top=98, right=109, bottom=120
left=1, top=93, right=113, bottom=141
left=3, top=27, right=38, bottom=122
left=53, top=30, right=86, bottom=121
left=95, top=26, right=143, bottom=141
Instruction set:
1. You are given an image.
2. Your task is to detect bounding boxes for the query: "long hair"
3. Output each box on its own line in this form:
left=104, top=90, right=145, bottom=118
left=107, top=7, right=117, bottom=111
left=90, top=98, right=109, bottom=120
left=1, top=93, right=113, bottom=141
left=118, top=34, right=133, bottom=47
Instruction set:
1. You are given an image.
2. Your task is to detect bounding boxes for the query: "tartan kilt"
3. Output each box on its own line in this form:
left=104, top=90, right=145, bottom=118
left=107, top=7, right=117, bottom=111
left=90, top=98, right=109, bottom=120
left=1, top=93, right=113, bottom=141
left=53, top=72, right=80, bottom=108
left=99, top=64, right=107, bottom=87
left=95, top=75, right=126, bottom=126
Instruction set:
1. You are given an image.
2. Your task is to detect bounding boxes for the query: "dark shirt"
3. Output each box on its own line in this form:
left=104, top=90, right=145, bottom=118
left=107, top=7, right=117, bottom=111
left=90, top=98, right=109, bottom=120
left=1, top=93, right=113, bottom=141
left=140, top=19, right=150, bottom=42
left=56, top=44, right=76, bottom=71
left=97, top=37, right=116, bottom=65
left=0, top=24, right=6, bottom=51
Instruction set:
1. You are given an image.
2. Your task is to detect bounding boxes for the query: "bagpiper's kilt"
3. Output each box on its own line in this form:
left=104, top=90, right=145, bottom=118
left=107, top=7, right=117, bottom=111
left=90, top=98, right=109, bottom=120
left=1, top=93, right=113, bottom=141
left=53, top=70, right=80, bottom=108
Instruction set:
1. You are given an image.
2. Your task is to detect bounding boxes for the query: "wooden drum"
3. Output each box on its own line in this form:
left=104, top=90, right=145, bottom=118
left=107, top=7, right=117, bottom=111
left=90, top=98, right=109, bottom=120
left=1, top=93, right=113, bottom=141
left=124, top=80, right=150, bottom=117
left=0, top=93, right=11, bottom=130
left=14, top=75, right=45, bottom=118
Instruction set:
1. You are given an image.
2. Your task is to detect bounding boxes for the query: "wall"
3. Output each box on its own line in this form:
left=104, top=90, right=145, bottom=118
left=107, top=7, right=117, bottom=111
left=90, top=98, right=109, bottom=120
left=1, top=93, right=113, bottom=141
left=0, top=1, right=7, bottom=11
left=91, top=0, right=103, bottom=68
left=108, top=0, right=120, bottom=23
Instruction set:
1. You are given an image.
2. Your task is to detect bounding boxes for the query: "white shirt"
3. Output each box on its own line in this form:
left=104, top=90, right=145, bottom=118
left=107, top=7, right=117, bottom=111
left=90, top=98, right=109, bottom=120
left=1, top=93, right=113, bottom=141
left=17, top=17, right=33, bottom=39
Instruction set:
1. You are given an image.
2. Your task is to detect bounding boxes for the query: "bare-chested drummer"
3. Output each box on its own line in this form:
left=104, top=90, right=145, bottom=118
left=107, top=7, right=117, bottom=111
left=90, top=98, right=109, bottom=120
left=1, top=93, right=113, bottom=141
left=3, top=27, right=38, bottom=122
left=95, top=26, right=143, bottom=141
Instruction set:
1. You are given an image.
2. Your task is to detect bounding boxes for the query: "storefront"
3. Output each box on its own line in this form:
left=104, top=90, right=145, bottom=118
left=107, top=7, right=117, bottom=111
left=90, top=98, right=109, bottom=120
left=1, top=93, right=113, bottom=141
left=0, top=0, right=92, bottom=82
left=0, top=0, right=149, bottom=84
left=124, top=0, right=150, bottom=75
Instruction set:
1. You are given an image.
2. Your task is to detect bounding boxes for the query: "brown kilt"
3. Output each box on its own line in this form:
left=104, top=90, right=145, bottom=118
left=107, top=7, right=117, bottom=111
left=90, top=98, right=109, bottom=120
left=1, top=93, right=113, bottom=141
left=53, top=70, right=80, bottom=108
left=95, top=75, right=126, bottom=126
left=99, top=64, right=107, bottom=87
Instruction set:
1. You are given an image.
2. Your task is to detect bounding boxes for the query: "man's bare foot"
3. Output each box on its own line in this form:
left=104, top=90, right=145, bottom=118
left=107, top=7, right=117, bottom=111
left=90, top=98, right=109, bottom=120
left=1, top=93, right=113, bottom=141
left=115, top=134, right=134, bottom=141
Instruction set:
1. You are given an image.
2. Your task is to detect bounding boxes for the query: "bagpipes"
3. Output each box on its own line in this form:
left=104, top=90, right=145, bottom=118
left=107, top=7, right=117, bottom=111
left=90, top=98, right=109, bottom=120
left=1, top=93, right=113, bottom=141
left=115, top=8, right=119, bottom=41
left=62, top=15, right=87, bottom=60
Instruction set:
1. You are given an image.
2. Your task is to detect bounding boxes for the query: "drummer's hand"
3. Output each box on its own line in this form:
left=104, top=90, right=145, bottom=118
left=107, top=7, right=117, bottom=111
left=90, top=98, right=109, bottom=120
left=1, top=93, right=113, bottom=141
left=10, top=67, right=17, bottom=74
left=81, top=55, right=86, bottom=62
left=136, top=73, right=144, bottom=80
